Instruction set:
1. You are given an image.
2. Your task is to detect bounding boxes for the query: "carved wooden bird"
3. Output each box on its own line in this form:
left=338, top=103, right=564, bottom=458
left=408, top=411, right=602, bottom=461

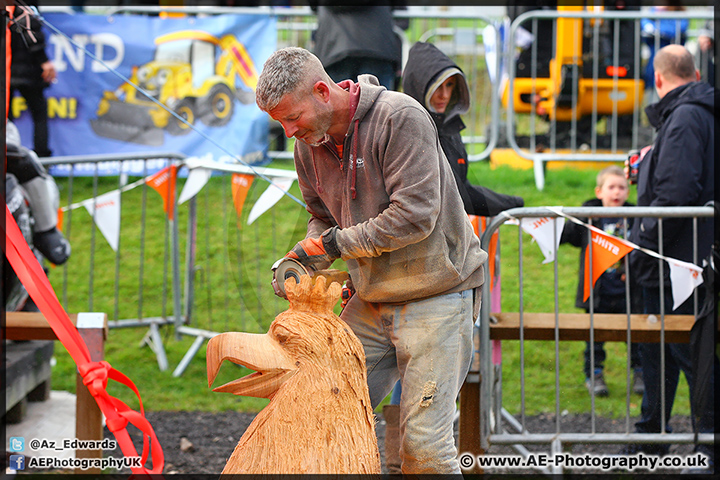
left=206, top=274, right=380, bottom=474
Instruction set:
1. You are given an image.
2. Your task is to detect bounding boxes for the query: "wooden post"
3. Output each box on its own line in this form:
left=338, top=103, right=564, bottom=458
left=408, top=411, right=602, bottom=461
left=458, top=330, right=483, bottom=474
left=75, top=313, right=107, bottom=474
left=6, top=312, right=108, bottom=474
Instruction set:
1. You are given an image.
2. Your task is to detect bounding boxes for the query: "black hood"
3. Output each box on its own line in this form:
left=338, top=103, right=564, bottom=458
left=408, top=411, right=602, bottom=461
left=402, top=42, right=470, bottom=121
left=645, top=81, right=718, bottom=130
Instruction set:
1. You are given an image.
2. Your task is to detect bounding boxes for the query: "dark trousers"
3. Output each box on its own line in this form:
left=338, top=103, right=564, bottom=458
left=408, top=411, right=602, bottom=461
left=636, top=286, right=715, bottom=458
left=584, top=295, right=642, bottom=378
left=9, top=84, right=52, bottom=157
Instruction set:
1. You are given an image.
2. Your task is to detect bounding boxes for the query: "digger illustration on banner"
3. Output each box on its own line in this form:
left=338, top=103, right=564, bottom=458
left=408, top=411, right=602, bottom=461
left=11, top=12, right=276, bottom=173
left=91, top=30, right=258, bottom=146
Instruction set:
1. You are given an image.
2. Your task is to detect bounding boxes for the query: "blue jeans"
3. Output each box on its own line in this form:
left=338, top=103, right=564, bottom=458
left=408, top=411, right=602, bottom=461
left=341, top=289, right=475, bottom=474
left=636, top=286, right=714, bottom=452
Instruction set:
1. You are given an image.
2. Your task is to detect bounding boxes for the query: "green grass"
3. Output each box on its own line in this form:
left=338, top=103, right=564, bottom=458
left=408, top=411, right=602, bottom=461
left=44, top=159, right=689, bottom=417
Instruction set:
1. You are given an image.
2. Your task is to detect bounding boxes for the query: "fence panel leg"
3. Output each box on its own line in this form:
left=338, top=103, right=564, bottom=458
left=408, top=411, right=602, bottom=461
left=172, top=335, right=207, bottom=378
left=140, top=323, right=169, bottom=371
left=533, top=158, right=546, bottom=191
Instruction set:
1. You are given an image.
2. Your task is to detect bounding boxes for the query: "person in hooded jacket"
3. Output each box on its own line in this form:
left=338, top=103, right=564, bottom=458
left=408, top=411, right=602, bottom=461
left=623, top=45, right=716, bottom=471
left=402, top=42, right=524, bottom=217
left=255, top=47, right=487, bottom=474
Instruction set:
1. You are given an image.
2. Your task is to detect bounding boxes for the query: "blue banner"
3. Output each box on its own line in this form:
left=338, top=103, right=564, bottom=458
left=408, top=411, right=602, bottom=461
left=11, top=12, right=276, bottom=176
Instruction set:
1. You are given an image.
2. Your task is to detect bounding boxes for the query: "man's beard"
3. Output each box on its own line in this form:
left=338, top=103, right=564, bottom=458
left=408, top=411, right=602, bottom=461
left=303, top=134, right=330, bottom=147
left=301, top=104, right=334, bottom=147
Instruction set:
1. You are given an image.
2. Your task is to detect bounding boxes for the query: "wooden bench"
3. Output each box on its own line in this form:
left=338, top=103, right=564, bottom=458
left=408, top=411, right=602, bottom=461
left=6, top=311, right=108, bottom=474
left=488, top=312, right=698, bottom=343
left=458, top=311, right=700, bottom=473
left=5, top=340, right=54, bottom=421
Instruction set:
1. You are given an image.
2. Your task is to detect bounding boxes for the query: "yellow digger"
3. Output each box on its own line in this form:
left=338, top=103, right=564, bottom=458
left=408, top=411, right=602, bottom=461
left=501, top=5, right=644, bottom=148
left=91, top=30, right=258, bottom=146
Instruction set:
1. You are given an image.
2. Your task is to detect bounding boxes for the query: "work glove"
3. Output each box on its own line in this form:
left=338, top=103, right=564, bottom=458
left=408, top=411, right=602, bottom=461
left=287, top=226, right=341, bottom=271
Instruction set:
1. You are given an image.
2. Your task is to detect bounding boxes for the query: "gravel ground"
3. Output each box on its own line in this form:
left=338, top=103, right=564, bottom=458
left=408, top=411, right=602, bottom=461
left=96, top=410, right=702, bottom=475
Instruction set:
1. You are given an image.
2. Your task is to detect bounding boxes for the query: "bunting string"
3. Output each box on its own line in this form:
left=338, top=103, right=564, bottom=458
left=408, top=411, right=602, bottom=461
left=502, top=207, right=705, bottom=310
left=61, top=177, right=147, bottom=212
left=55, top=159, right=298, bottom=251
left=544, top=206, right=703, bottom=270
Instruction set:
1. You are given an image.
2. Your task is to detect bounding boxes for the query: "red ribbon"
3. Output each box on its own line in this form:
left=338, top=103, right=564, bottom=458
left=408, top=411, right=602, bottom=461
left=2, top=205, right=164, bottom=475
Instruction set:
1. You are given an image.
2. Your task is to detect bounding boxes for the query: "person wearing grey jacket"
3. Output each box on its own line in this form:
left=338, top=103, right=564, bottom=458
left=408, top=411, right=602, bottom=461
left=256, top=47, right=486, bottom=474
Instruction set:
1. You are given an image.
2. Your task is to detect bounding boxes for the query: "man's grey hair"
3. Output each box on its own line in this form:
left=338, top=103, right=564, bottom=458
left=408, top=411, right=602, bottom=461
left=256, top=47, right=329, bottom=112
left=653, top=45, right=697, bottom=81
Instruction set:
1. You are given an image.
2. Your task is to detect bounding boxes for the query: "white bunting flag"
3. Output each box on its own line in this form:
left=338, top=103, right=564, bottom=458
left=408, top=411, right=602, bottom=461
left=667, top=259, right=704, bottom=311
left=247, top=177, right=295, bottom=225
left=178, top=167, right=212, bottom=205
left=519, top=216, right=565, bottom=264
left=83, top=190, right=121, bottom=251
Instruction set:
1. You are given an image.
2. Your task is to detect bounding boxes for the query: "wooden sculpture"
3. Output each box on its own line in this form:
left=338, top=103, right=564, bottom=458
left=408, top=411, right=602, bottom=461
left=206, top=275, right=380, bottom=474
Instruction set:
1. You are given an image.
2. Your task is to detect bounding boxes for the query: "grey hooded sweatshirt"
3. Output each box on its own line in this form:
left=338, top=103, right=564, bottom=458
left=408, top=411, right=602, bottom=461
left=294, top=75, right=487, bottom=304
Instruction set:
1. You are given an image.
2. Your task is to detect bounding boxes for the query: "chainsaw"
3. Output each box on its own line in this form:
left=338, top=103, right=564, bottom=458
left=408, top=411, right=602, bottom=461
left=271, top=257, right=350, bottom=299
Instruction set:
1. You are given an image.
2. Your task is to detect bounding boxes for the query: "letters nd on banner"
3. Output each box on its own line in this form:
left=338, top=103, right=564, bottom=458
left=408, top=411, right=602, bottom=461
left=11, top=13, right=276, bottom=176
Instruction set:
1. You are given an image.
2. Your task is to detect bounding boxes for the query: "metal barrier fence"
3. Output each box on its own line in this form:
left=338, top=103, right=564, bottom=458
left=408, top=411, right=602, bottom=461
left=476, top=206, right=714, bottom=474
left=41, top=4, right=716, bottom=190
left=504, top=8, right=714, bottom=190
left=41, top=153, right=317, bottom=377
left=41, top=153, right=188, bottom=371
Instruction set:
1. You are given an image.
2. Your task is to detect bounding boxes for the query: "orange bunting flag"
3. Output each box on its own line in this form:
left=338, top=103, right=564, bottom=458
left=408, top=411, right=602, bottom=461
left=231, top=173, right=254, bottom=218
left=146, top=165, right=178, bottom=220
left=57, top=208, right=64, bottom=232
left=468, top=215, right=498, bottom=292
left=583, top=230, right=634, bottom=301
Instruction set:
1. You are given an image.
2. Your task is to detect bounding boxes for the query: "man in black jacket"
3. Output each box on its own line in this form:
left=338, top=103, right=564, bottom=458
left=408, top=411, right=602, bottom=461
left=625, top=45, right=716, bottom=471
left=310, top=1, right=405, bottom=91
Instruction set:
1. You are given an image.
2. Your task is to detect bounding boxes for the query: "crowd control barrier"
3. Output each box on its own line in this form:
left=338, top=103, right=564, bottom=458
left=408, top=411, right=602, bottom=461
left=503, top=8, right=714, bottom=189
left=470, top=205, right=714, bottom=474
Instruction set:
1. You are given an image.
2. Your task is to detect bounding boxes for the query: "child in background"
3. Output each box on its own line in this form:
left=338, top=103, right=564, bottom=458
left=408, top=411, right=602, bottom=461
left=560, top=166, right=643, bottom=397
